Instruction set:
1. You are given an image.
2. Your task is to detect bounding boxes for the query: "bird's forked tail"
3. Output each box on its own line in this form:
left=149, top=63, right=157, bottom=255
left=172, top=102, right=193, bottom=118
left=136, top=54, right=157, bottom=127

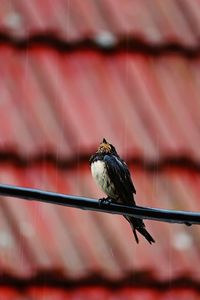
left=124, top=216, right=155, bottom=244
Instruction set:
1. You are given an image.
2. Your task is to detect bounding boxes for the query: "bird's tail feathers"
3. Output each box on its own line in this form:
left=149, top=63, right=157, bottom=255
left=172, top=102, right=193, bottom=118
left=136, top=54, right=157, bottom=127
left=132, top=228, right=139, bottom=244
left=125, top=216, right=155, bottom=244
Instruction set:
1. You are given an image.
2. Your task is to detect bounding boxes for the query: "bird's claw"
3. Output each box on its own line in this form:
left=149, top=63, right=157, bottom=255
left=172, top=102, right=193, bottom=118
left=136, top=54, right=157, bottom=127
left=99, top=197, right=113, bottom=206
left=185, top=222, right=192, bottom=226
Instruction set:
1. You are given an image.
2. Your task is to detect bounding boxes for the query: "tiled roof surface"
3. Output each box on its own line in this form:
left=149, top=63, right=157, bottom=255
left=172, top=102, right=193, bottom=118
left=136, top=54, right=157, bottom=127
left=0, top=0, right=200, bottom=299
left=0, top=286, right=199, bottom=300
left=0, top=164, right=199, bottom=282
left=0, top=0, right=200, bottom=48
left=0, top=47, right=200, bottom=162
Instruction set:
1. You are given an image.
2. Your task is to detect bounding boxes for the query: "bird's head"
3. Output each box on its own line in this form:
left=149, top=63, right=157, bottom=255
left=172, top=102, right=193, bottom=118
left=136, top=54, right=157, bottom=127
left=97, top=138, right=118, bottom=155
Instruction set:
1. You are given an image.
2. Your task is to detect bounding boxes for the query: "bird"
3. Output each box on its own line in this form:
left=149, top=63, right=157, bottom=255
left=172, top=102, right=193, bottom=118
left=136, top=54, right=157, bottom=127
left=89, top=138, right=155, bottom=244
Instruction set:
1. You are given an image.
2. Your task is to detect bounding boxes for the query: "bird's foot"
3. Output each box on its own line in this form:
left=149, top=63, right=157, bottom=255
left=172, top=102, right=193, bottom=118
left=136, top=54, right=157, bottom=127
left=99, top=197, right=113, bottom=206
left=185, top=222, right=192, bottom=226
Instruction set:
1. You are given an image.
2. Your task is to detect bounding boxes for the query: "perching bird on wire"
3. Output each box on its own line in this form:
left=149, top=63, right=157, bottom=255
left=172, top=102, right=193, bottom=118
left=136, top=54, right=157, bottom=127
left=89, top=138, right=155, bottom=244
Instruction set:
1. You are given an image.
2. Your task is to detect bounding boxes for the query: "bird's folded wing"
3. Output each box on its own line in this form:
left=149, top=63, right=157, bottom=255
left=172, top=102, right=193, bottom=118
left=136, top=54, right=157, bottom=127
left=103, top=155, right=136, bottom=204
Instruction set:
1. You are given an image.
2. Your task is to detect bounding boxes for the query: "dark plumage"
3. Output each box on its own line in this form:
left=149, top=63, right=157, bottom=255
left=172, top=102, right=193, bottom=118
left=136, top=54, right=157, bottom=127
left=89, top=138, right=155, bottom=244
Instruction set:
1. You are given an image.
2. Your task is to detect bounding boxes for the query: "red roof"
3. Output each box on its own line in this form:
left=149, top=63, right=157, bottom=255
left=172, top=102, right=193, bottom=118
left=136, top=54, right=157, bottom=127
left=0, top=47, right=200, bottom=161
left=0, top=286, right=199, bottom=299
left=0, top=0, right=199, bottom=298
left=0, top=164, right=199, bottom=282
left=0, top=0, right=200, bottom=47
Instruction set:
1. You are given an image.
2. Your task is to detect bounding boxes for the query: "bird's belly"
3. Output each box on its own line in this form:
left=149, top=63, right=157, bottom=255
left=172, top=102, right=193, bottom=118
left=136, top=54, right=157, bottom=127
left=91, top=160, right=117, bottom=198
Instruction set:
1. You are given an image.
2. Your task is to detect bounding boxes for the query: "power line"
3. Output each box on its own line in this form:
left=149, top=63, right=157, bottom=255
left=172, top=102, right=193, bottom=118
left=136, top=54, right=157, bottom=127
left=0, top=183, right=199, bottom=225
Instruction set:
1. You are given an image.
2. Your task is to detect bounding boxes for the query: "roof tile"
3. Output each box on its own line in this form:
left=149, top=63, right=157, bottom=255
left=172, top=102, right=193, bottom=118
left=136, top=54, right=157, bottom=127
left=0, top=48, right=200, bottom=162
left=0, top=0, right=199, bottom=47
left=0, top=164, right=198, bottom=281
left=0, top=287, right=196, bottom=300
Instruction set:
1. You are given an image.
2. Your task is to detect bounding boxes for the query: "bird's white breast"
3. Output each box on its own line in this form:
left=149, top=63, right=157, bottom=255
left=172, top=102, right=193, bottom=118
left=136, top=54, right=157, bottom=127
left=91, top=160, right=107, bottom=183
left=91, top=160, right=116, bottom=198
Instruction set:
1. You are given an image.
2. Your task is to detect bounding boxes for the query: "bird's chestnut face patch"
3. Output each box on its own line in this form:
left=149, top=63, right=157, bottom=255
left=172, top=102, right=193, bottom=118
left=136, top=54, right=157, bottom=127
left=97, top=142, right=112, bottom=153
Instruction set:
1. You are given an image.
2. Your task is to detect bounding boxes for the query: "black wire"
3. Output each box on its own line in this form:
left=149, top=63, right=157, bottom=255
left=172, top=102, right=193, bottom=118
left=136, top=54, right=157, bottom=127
left=0, top=183, right=199, bottom=225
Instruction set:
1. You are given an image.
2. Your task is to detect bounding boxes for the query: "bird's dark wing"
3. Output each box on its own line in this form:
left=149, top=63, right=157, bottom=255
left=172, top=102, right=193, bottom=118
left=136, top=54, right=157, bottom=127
left=89, top=154, right=95, bottom=165
left=103, top=155, right=136, bottom=204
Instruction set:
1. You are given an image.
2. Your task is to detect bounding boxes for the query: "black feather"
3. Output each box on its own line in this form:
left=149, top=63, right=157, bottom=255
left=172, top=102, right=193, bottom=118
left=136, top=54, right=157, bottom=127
left=103, top=155, right=136, bottom=203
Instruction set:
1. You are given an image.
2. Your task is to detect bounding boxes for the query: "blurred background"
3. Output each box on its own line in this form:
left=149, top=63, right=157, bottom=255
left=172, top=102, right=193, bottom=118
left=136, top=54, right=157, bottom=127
left=0, top=0, right=200, bottom=299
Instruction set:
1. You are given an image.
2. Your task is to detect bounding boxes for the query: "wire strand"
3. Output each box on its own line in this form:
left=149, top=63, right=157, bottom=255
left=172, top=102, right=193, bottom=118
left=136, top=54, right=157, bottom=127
left=0, top=184, right=199, bottom=225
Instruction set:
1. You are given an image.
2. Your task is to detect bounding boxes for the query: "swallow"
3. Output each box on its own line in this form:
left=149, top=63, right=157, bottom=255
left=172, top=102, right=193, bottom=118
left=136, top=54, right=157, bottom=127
left=89, top=138, right=155, bottom=244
